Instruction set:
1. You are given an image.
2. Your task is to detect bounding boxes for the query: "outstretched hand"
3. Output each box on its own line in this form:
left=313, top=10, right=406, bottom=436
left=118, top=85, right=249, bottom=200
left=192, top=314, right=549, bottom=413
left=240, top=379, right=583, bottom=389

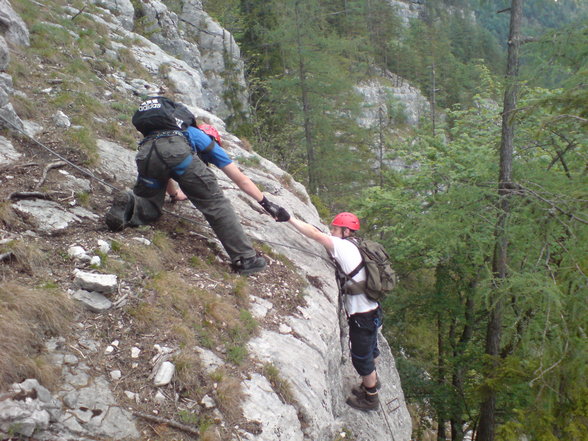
left=274, top=206, right=290, bottom=222
left=259, top=197, right=290, bottom=222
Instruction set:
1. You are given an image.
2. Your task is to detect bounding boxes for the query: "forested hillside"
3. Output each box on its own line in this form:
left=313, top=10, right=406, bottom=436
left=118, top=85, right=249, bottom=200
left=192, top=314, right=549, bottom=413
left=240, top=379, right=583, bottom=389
left=203, top=0, right=588, bottom=440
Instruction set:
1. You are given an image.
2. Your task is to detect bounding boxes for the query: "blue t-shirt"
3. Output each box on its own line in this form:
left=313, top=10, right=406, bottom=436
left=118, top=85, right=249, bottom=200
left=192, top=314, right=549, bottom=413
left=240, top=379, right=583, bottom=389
left=182, top=126, right=232, bottom=168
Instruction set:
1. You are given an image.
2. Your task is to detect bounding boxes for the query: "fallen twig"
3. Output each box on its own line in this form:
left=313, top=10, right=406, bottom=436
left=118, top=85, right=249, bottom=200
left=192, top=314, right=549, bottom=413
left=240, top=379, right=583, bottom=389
left=113, top=293, right=128, bottom=308
left=35, top=160, right=67, bottom=189
left=8, top=190, right=69, bottom=201
left=132, top=411, right=200, bottom=437
left=68, top=344, right=87, bottom=360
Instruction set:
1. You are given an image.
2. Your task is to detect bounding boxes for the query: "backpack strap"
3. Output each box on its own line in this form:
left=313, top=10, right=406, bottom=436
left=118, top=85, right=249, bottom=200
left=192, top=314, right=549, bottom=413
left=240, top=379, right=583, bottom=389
left=347, top=260, right=365, bottom=279
left=193, top=132, right=216, bottom=165
left=202, top=138, right=215, bottom=154
left=334, top=238, right=367, bottom=296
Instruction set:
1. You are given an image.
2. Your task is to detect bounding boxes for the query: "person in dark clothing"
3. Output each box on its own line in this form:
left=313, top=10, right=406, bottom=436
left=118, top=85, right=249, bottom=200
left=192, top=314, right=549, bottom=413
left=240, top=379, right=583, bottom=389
left=105, top=98, right=286, bottom=276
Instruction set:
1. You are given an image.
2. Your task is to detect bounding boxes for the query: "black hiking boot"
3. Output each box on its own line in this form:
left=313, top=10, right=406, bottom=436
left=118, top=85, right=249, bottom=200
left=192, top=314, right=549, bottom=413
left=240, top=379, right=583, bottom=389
left=346, top=389, right=379, bottom=412
left=232, top=255, right=267, bottom=276
left=351, top=378, right=381, bottom=397
left=105, top=191, right=134, bottom=231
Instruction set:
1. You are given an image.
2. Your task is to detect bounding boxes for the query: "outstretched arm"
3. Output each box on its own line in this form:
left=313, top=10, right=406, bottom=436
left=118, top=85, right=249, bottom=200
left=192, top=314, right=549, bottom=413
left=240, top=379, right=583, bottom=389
left=220, top=162, right=264, bottom=202
left=288, top=217, right=334, bottom=253
left=221, top=162, right=290, bottom=221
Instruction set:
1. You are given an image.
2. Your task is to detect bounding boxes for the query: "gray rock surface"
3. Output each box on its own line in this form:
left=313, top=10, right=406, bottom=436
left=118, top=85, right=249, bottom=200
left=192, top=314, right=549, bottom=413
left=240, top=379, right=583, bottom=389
left=0, top=2, right=26, bottom=132
left=0, top=134, right=21, bottom=164
left=12, top=199, right=90, bottom=233
left=0, top=0, right=30, bottom=46
left=71, top=289, right=113, bottom=312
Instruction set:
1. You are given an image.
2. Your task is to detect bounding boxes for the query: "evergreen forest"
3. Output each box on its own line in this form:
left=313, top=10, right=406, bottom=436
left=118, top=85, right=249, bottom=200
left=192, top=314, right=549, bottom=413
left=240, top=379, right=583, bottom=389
left=205, top=0, right=588, bottom=440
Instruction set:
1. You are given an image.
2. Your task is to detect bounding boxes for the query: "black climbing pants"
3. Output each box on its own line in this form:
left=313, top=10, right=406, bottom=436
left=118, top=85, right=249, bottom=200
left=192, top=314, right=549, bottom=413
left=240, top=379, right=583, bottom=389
left=348, top=307, right=382, bottom=376
left=130, top=134, right=256, bottom=263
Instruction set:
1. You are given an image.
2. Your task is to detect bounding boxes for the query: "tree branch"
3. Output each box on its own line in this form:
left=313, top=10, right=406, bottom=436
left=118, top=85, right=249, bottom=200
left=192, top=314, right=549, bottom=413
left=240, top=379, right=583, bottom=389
left=132, top=411, right=200, bottom=437
left=35, top=161, right=67, bottom=189
left=508, top=183, right=588, bottom=225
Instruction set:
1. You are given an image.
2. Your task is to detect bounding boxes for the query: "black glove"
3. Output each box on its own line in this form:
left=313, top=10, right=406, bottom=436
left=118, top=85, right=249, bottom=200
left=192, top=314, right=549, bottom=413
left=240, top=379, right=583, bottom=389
left=274, top=206, right=290, bottom=222
left=259, top=196, right=290, bottom=222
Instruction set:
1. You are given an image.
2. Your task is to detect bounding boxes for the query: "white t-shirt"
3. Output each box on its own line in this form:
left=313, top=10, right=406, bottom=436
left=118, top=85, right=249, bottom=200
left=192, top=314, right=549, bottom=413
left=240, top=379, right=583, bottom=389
left=330, top=236, right=379, bottom=316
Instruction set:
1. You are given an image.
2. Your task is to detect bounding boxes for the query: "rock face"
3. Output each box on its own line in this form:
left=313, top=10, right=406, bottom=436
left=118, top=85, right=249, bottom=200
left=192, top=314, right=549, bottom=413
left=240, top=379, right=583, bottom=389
left=99, top=0, right=248, bottom=119
left=386, top=0, right=425, bottom=24
left=0, top=0, right=414, bottom=440
left=356, top=72, right=430, bottom=128
left=0, top=0, right=26, bottom=132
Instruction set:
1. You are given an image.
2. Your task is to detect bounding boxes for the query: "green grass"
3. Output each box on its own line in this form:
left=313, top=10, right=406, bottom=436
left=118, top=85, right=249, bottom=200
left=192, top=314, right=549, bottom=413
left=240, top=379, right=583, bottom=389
left=263, top=363, right=295, bottom=405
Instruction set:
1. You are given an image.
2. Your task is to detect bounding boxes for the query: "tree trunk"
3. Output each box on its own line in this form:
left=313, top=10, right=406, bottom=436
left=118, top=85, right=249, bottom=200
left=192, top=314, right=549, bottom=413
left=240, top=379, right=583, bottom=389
left=294, top=0, right=316, bottom=194
left=437, top=313, right=447, bottom=441
left=477, top=1, right=523, bottom=440
left=451, top=282, right=476, bottom=441
left=378, top=106, right=385, bottom=187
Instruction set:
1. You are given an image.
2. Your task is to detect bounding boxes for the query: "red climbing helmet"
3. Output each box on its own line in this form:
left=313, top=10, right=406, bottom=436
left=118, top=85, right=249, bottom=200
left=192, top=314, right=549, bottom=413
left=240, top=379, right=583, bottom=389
left=331, top=212, right=360, bottom=231
left=198, top=123, right=222, bottom=146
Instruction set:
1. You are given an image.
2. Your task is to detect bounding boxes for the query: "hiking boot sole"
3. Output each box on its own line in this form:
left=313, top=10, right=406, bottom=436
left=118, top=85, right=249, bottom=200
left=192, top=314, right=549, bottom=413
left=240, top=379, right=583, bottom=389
left=234, top=261, right=266, bottom=275
left=232, top=256, right=267, bottom=276
left=346, top=395, right=379, bottom=412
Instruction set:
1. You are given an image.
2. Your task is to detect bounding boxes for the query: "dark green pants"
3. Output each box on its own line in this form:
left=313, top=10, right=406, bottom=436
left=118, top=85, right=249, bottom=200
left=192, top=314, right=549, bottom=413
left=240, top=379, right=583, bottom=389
left=130, top=135, right=256, bottom=262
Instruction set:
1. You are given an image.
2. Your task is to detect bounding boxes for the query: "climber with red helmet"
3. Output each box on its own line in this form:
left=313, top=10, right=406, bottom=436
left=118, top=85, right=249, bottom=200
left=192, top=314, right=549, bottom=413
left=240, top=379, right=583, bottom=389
left=106, top=97, right=288, bottom=276
left=273, top=209, right=382, bottom=411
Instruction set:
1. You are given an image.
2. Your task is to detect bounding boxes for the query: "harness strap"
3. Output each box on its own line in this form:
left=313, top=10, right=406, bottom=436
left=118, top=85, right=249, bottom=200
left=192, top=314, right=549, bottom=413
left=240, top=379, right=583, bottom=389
left=333, top=258, right=366, bottom=296
left=171, top=154, right=193, bottom=176
left=137, top=141, right=164, bottom=189
left=138, top=130, right=184, bottom=146
left=202, top=138, right=215, bottom=154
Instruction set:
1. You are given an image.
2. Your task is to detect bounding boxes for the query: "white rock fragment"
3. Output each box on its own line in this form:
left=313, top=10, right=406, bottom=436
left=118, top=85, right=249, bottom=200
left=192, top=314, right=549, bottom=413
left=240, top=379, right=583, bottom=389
left=68, top=245, right=90, bottom=262
left=201, top=394, right=216, bottom=409
left=73, top=269, right=117, bottom=294
left=131, top=347, right=141, bottom=358
left=279, top=324, right=292, bottom=334
left=124, top=391, right=137, bottom=400
left=104, top=345, right=115, bottom=355
left=153, top=361, right=175, bottom=386
left=132, top=237, right=151, bottom=246
left=53, top=110, right=71, bottom=128
left=97, top=239, right=110, bottom=254
left=110, top=370, right=122, bottom=380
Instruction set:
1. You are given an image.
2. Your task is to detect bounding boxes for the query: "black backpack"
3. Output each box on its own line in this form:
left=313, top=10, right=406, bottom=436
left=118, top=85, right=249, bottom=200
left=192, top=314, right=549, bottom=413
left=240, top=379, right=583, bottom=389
left=337, top=237, right=397, bottom=302
left=132, top=96, right=196, bottom=136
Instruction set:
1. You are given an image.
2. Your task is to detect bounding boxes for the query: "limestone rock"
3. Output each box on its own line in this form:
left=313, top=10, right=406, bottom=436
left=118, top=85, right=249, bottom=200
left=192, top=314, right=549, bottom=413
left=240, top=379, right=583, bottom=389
left=73, top=270, right=117, bottom=294
left=71, top=289, right=113, bottom=312
left=0, top=0, right=30, bottom=46
left=153, top=361, right=175, bottom=386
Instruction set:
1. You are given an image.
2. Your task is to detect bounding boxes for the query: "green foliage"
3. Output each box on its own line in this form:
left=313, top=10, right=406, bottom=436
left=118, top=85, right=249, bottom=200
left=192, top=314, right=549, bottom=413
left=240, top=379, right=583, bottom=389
left=64, top=126, right=98, bottom=165
left=355, top=51, right=588, bottom=436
